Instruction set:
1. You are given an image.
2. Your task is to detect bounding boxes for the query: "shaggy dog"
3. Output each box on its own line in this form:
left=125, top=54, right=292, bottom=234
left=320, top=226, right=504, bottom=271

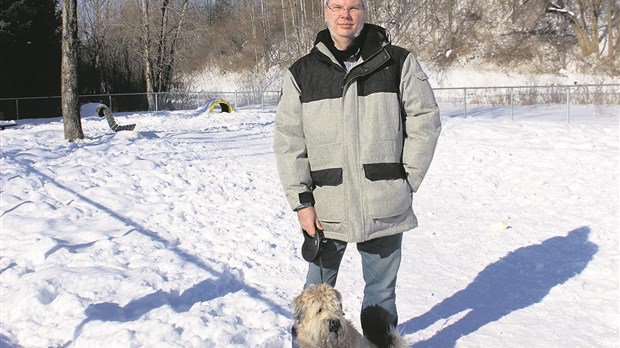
left=292, top=283, right=408, bottom=348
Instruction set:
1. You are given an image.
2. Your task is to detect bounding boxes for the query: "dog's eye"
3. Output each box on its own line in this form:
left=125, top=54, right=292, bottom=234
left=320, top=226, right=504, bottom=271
left=317, top=308, right=323, bottom=314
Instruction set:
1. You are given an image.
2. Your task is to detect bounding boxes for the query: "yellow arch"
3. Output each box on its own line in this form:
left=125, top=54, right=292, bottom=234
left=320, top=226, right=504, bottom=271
left=207, top=99, right=234, bottom=113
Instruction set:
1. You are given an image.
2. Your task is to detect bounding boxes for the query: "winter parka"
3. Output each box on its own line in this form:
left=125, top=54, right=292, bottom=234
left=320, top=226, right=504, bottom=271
left=274, top=24, right=441, bottom=242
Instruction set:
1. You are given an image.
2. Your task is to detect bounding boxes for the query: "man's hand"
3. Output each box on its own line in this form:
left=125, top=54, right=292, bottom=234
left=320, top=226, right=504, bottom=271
left=297, top=206, right=323, bottom=237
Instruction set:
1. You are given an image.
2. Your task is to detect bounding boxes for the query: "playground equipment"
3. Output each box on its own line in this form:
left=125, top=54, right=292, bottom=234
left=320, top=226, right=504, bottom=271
left=95, top=104, right=136, bottom=132
left=197, top=98, right=234, bottom=113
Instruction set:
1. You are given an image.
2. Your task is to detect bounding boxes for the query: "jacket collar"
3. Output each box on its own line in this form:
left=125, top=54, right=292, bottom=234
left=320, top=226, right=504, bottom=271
left=314, top=24, right=390, bottom=64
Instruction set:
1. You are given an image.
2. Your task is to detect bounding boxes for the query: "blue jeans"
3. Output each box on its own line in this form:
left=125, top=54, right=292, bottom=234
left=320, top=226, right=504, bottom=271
left=292, top=233, right=403, bottom=348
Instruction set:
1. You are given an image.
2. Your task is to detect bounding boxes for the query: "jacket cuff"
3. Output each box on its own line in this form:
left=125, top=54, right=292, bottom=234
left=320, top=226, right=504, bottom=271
left=293, top=202, right=313, bottom=211
left=407, top=174, right=423, bottom=193
left=298, top=191, right=315, bottom=205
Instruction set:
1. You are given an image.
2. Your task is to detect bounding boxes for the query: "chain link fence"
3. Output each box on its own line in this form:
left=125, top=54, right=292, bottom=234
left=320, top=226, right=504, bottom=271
left=0, top=91, right=282, bottom=120
left=433, top=84, right=619, bottom=121
left=1, top=84, right=618, bottom=122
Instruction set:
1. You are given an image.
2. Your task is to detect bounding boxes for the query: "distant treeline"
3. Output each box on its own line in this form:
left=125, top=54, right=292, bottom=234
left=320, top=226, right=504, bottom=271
left=1, top=0, right=618, bottom=101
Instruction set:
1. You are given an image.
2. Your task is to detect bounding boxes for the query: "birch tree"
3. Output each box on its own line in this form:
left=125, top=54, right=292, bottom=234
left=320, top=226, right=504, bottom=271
left=139, top=0, right=156, bottom=110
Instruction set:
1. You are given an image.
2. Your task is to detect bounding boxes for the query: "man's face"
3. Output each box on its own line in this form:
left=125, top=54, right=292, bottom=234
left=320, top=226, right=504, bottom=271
left=324, top=0, right=367, bottom=48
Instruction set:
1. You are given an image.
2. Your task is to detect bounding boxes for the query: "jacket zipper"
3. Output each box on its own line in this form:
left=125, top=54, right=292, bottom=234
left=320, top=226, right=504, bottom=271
left=342, top=48, right=389, bottom=94
left=316, top=44, right=391, bottom=240
left=341, top=48, right=390, bottom=240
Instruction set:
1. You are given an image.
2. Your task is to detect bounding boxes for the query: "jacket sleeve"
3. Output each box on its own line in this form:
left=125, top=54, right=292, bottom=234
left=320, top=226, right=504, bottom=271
left=400, top=54, right=442, bottom=192
left=274, top=69, right=314, bottom=210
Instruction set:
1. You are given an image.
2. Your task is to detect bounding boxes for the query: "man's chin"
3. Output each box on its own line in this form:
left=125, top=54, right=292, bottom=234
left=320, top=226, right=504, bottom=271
left=335, top=28, right=360, bottom=38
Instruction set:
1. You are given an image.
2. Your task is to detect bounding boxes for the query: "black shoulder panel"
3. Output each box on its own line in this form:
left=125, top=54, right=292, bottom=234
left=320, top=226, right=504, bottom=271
left=289, top=51, right=345, bottom=103
left=357, top=45, right=410, bottom=97
left=289, top=45, right=412, bottom=102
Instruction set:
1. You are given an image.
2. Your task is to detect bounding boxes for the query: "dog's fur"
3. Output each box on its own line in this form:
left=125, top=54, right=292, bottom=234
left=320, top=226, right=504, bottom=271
left=292, top=283, right=408, bottom=348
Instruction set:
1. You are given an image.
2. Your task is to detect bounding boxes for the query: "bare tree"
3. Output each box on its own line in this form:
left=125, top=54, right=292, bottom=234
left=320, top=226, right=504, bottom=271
left=603, top=0, right=618, bottom=59
left=79, top=0, right=109, bottom=92
left=61, top=0, right=84, bottom=141
left=140, top=0, right=156, bottom=110
left=548, top=0, right=618, bottom=59
left=137, top=0, right=192, bottom=110
left=72, top=0, right=617, bottom=96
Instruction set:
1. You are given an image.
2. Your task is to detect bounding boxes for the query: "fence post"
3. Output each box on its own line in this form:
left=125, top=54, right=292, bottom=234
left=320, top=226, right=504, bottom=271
left=566, top=87, right=571, bottom=123
left=510, top=88, right=514, bottom=120
left=463, top=88, right=467, bottom=117
left=155, top=93, right=159, bottom=111
left=108, top=95, right=112, bottom=110
left=15, top=99, right=19, bottom=120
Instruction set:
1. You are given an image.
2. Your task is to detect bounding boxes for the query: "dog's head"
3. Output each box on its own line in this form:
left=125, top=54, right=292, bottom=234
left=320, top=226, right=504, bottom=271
left=292, top=283, right=348, bottom=346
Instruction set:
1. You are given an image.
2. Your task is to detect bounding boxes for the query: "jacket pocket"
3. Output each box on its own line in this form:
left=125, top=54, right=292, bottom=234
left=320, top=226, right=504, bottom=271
left=363, top=163, right=406, bottom=181
left=363, top=164, right=411, bottom=219
left=311, top=168, right=345, bottom=223
left=311, top=168, right=343, bottom=187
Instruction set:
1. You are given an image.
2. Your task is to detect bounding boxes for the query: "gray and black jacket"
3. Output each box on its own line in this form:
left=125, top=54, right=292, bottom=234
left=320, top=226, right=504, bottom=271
left=274, top=24, right=441, bottom=242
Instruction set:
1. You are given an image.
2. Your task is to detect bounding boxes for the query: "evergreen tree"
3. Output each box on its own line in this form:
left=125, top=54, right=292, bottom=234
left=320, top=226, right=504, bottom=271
left=0, top=0, right=62, bottom=97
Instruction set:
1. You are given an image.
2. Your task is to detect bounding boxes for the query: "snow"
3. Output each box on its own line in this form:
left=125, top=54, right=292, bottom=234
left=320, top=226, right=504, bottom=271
left=0, top=101, right=618, bottom=347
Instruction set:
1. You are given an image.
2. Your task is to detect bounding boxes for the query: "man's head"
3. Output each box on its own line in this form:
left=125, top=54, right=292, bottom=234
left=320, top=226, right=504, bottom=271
left=323, top=0, right=367, bottom=50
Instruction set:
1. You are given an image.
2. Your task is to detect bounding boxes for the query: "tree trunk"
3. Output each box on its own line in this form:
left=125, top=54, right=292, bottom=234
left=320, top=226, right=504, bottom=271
left=61, top=0, right=84, bottom=141
left=549, top=0, right=600, bottom=57
left=588, top=0, right=601, bottom=55
left=606, top=0, right=616, bottom=58
left=288, top=0, right=298, bottom=53
left=447, top=0, right=454, bottom=48
left=248, top=0, right=259, bottom=72
left=281, top=0, right=288, bottom=49
left=141, top=0, right=156, bottom=111
left=156, top=0, right=170, bottom=92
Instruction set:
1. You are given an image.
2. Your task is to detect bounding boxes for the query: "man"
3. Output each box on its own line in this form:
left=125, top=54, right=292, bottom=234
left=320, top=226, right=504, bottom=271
left=274, top=0, right=441, bottom=346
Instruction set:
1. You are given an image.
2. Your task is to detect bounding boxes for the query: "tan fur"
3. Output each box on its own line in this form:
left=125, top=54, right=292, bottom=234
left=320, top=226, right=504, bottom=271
left=292, top=284, right=409, bottom=348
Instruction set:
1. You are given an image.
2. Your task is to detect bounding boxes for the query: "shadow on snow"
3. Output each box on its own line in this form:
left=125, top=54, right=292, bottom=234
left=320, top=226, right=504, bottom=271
left=400, top=226, right=598, bottom=347
left=20, top=167, right=289, bottom=345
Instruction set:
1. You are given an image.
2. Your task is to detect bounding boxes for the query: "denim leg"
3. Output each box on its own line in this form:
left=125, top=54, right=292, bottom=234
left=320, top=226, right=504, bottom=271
left=357, top=233, right=403, bottom=348
left=304, top=238, right=347, bottom=288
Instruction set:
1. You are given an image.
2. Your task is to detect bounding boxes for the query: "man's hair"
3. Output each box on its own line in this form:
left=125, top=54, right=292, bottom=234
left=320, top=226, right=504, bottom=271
left=324, top=0, right=368, bottom=8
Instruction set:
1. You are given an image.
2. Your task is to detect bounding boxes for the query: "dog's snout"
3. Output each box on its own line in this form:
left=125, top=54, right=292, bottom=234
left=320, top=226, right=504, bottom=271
left=328, top=319, right=341, bottom=333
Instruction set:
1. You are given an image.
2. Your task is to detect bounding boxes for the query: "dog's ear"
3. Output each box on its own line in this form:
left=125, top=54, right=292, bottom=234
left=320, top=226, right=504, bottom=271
left=334, top=288, right=343, bottom=309
left=291, top=295, right=304, bottom=320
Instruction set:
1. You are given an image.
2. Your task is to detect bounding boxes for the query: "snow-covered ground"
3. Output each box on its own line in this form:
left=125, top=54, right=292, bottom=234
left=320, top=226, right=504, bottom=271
left=1, top=102, right=618, bottom=347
